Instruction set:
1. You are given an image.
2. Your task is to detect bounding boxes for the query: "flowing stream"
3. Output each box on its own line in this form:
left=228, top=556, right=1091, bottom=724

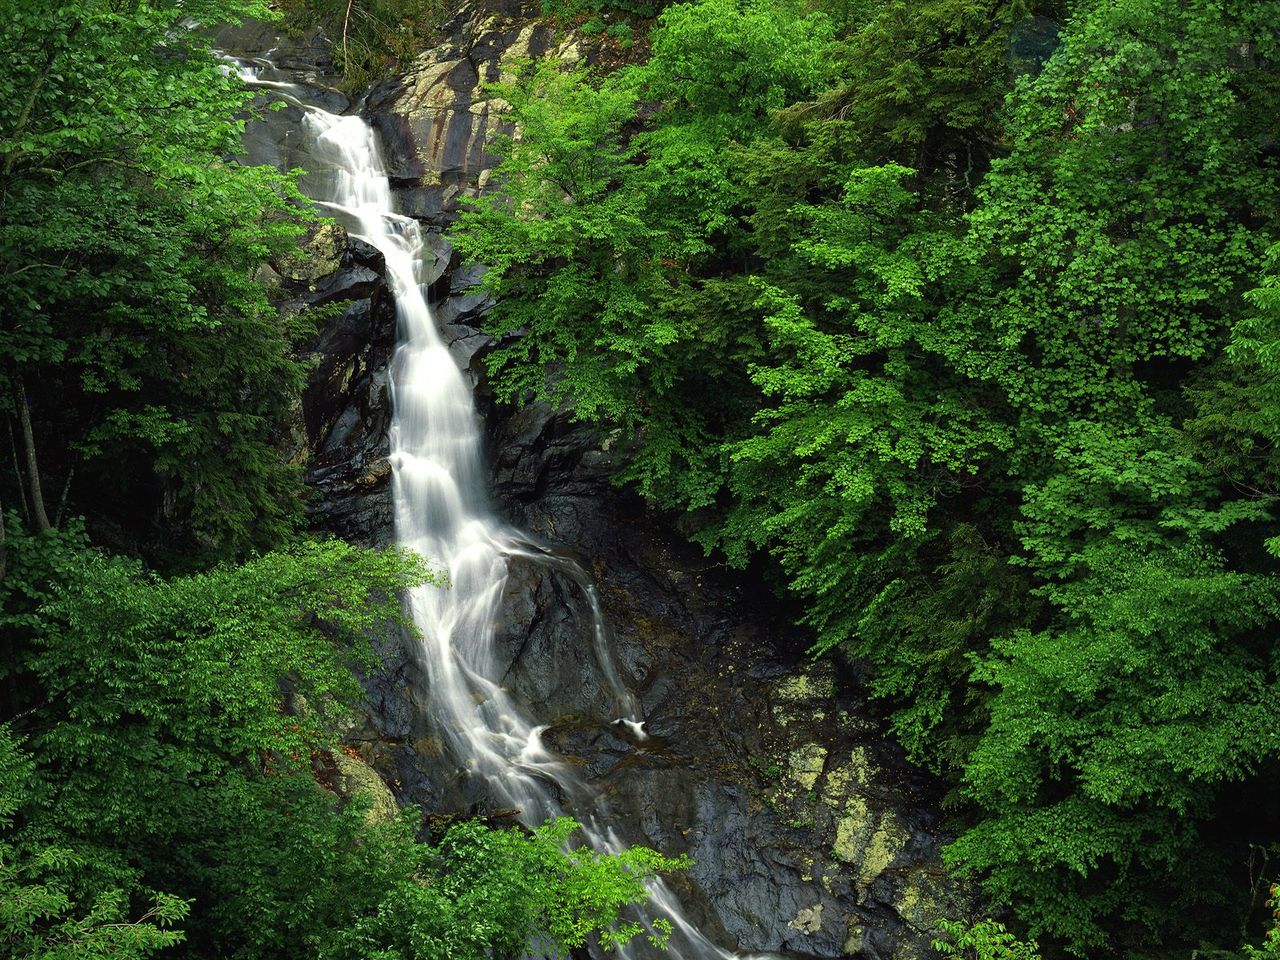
left=231, top=59, right=754, bottom=960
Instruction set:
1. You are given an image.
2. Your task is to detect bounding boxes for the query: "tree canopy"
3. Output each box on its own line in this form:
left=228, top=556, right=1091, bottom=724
left=455, top=0, right=1280, bottom=952
left=0, top=524, right=679, bottom=960
left=0, top=0, right=312, bottom=560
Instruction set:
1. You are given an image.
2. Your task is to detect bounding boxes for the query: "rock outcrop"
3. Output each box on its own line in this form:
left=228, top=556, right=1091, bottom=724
left=365, top=0, right=576, bottom=221
left=481, top=401, right=975, bottom=959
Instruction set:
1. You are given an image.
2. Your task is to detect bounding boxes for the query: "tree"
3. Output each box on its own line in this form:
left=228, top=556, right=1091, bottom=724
left=275, top=0, right=450, bottom=92
left=1, top=518, right=681, bottom=959
left=454, top=0, right=837, bottom=509
left=0, top=727, right=188, bottom=960
left=934, top=917, right=1042, bottom=960
left=940, top=0, right=1280, bottom=949
left=454, top=0, right=1280, bottom=952
left=0, top=0, right=313, bottom=561
left=322, top=818, right=685, bottom=960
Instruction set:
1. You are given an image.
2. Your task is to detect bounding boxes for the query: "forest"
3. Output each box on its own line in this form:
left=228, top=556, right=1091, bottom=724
left=2, top=0, right=1279, bottom=958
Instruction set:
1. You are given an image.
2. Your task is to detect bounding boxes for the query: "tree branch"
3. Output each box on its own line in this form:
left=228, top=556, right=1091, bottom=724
left=2, top=22, right=81, bottom=181
left=14, top=373, right=51, bottom=531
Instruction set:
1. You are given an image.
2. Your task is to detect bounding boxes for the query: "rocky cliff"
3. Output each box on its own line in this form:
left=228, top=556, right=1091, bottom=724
left=221, top=5, right=977, bottom=956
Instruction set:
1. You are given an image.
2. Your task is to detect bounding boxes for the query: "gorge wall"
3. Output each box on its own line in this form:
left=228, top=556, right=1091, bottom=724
left=218, top=5, right=977, bottom=956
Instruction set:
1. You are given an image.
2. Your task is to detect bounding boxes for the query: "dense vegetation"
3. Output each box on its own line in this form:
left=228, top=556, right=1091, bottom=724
left=453, top=0, right=1280, bottom=954
left=276, top=0, right=450, bottom=92
left=0, top=1, right=678, bottom=957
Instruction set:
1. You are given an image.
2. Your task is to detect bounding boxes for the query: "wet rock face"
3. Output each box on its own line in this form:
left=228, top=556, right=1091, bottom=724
left=220, top=15, right=495, bottom=545
left=214, top=19, right=338, bottom=79
left=265, top=221, right=399, bottom=545
left=484, top=402, right=975, bottom=959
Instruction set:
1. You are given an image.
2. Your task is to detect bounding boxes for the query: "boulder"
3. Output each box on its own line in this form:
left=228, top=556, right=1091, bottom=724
left=276, top=221, right=347, bottom=281
left=363, top=2, right=567, bottom=219
left=326, top=747, right=401, bottom=826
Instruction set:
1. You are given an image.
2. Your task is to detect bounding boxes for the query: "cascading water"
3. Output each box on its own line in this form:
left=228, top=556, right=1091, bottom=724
left=232, top=59, right=755, bottom=960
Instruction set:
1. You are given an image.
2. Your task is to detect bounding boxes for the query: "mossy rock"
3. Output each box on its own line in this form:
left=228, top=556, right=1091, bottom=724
left=893, top=868, right=968, bottom=939
left=772, top=663, right=836, bottom=727
left=788, top=744, right=828, bottom=791
left=328, top=749, right=400, bottom=826
left=832, top=795, right=909, bottom=886
left=774, top=663, right=835, bottom=704
left=278, top=221, right=347, bottom=282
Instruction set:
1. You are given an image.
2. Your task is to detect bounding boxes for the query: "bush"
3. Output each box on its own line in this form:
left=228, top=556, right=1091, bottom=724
left=934, top=919, right=1042, bottom=960
left=0, top=519, right=684, bottom=960
left=540, top=0, right=671, bottom=23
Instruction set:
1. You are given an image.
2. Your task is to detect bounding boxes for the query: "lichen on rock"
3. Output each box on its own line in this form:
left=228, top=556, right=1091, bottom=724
left=230, top=4, right=983, bottom=955
left=328, top=748, right=400, bottom=826
left=788, top=903, right=824, bottom=936
left=788, top=744, right=828, bottom=791
left=831, top=794, right=910, bottom=887
left=277, top=221, right=347, bottom=282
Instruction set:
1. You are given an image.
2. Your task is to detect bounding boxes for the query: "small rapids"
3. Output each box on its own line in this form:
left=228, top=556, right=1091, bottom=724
left=230, top=59, right=768, bottom=960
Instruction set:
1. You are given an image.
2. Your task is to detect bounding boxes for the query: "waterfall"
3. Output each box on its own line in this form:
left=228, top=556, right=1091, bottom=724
left=232, top=60, right=754, bottom=960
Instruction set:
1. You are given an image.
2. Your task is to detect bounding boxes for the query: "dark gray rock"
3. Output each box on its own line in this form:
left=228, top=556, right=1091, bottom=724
left=304, top=265, right=382, bottom=306
left=420, top=232, right=454, bottom=286
left=213, top=19, right=339, bottom=80
left=262, top=221, right=399, bottom=547
left=437, top=291, right=494, bottom=326
left=361, top=1, right=566, bottom=218
left=480, top=402, right=974, bottom=959
left=440, top=322, right=493, bottom=380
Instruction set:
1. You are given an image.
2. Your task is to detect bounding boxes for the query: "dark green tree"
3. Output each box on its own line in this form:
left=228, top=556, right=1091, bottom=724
left=0, top=0, right=312, bottom=560
left=0, top=519, right=682, bottom=960
left=941, top=0, right=1280, bottom=949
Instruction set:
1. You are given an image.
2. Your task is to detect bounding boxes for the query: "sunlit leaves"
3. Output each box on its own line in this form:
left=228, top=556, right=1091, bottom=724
left=323, top=818, right=686, bottom=960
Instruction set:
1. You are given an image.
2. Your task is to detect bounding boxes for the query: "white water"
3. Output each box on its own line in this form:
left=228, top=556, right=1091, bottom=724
left=233, top=61, right=751, bottom=960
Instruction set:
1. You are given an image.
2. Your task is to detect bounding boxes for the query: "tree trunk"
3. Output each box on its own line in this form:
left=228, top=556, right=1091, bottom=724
left=54, top=466, right=74, bottom=528
left=6, top=417, right=30, bottom=524
left=15, top=375, right=51, bottom=532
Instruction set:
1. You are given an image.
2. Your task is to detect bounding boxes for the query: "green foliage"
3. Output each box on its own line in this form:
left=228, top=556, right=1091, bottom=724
left=934, top=918, right=1042, bottom=960
left=1246, top=885, right=1280, bottom=960
left=455, top=0, right=1280, bottom=953
left=0, top=727, right=189, bottom=960
left=2, top=519, right=428, bottom=944
left=323, top=818, right=686, bottom=960
left=606, top=22, right=635, bottom=49
left=968, top=0, right=1278, bottom=436
left=456, top=0, right=836, bottom=509
left=0, top=0, right=312, bottom=560
left=935, top=1, right=1280, bottom=950
left=779, top=0, right=1061, bottom=172
left=849, top=526, right=1038, bottom=776
left=541, top=0, right=671, bottom=23
left=1187, top=242, right=1280, bottom=555
left=713, top=165, right=1013, bottom=646
left=1, top=518, right=679, bottom=959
